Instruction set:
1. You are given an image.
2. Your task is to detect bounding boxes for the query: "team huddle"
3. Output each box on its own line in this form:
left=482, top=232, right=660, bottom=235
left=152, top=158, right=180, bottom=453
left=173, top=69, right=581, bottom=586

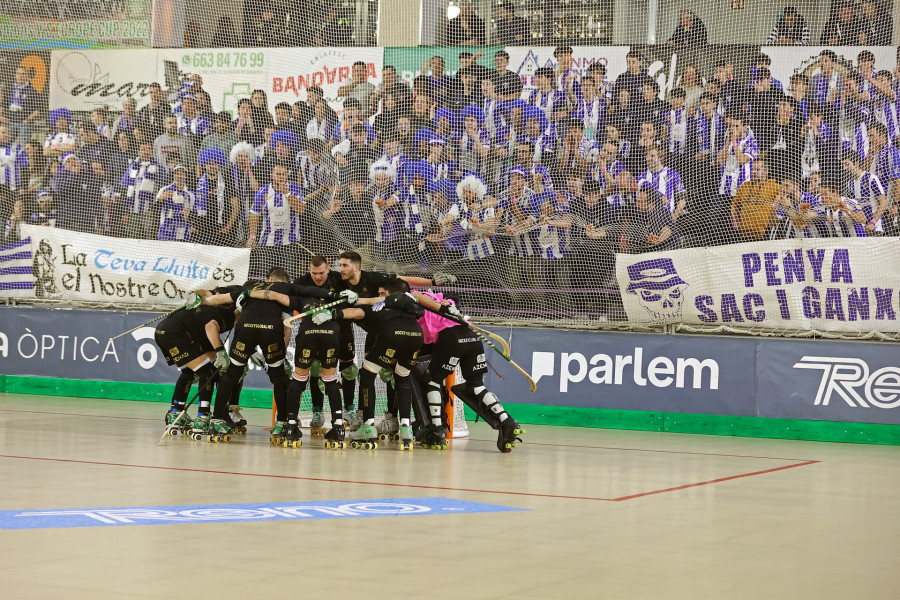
left=153, top=251, right=524, bottom=452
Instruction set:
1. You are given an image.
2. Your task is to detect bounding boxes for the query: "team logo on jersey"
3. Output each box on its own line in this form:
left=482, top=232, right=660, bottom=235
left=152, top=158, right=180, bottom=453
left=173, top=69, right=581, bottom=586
left=385, top=348, right=395, bottom=358
left=169, top=347, right=179, bottom=356
left=236, top=342, right=245, bottom=351
left=625, top=258, right=689, bottom=321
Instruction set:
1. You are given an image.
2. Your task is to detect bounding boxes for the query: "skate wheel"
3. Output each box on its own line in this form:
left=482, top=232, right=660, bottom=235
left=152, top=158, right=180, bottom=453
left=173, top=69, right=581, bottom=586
left=223, top=435, right=231, bottom=443
left=379, top=434, right=386, bottom=441
left=168, top=429, right=178, bottom=437
left=292, top=441, right=301, bottom=449
left=516, top=428, right=526, bottom=435
left=207, top=435, right=214, bottom=443
left=350, top=441, right=359, bottom=449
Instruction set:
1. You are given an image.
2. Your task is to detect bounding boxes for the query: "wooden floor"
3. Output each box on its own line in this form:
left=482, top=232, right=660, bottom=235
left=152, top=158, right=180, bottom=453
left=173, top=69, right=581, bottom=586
left=0, top=393, right=897, bottom=599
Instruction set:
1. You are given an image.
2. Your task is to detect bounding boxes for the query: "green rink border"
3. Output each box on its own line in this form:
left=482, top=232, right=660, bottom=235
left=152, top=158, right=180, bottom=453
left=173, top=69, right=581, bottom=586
left=2, top=375, right=898, bottom=446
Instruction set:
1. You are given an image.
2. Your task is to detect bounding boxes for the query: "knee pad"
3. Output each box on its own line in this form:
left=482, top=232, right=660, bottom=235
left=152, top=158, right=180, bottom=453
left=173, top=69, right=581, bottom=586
left=268, top=366, right=290, bottom=385
left=309, top=360, right=322, bottom=378
left=341, top=363, right=359, bottom=381
left=222, top=362, right=244, bottom=383
left=379, top=367, right=395, bottom=383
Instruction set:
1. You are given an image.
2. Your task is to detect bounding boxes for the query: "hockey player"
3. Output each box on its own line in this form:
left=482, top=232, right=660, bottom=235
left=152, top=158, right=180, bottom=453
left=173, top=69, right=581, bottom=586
left=412, top=290, right=525, bottom=452
left=289, top=255, right=348, bottom=446
left=335, top=250, right=455, bottom=432
left=154, top=290, right=238, bottom=434
left=313, top=278, right=426, bottom=450
left=200, top=267, right=357, bottom=443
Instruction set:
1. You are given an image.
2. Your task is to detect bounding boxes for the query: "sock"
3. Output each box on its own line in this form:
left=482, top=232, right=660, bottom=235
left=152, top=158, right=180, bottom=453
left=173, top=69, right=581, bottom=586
left=359, top=369, right=378, bottom=421
left=287, top=374, right=308, bottom=416
left=310, top=375, right=324, bottom=411
left=172, top=368, right=192, bottom=409
left=400, top=418, right=410, bottom=427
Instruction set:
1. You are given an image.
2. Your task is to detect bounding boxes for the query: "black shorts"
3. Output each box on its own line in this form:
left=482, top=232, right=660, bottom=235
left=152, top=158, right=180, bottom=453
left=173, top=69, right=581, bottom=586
left=154, top=327, right=206, bottom=367
left=428, top=325, right=486, bottom=381
left=229, top=322, right=286, bottom=365
left=366, top=324, right=423, bottom=371
left=294, top=327, right=340, bottom=369
left=338, top=321, right=355, bottom=363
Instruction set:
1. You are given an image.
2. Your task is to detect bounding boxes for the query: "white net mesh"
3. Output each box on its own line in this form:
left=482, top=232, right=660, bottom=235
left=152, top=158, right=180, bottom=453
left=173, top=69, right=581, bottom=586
left=0, top=1, right=898, bottom=346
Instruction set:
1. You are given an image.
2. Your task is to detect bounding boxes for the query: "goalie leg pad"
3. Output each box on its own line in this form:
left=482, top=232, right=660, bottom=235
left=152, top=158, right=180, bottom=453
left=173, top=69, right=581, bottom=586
left=450, top=383, right=503, bottom=429
left=426, top=380, right=444, bottom=427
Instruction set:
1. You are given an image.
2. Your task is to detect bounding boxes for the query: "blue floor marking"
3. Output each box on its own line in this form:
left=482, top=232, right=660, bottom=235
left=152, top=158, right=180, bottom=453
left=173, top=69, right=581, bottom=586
left=0, top=497, right=527, bottom=530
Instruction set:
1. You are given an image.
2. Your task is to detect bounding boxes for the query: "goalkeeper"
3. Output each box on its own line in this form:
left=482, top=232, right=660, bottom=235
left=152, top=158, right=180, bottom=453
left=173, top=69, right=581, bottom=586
left=200, top=267, right=351, bottom=441
left=154, top=287, right=240, bottom=434
left=411, top=290, right=525, bottom=453
left=334, top=250, right=457, bottom=431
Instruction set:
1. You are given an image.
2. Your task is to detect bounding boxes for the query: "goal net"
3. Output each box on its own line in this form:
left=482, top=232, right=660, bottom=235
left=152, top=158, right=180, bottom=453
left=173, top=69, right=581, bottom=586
left=1, top=0, right=899, bottom=363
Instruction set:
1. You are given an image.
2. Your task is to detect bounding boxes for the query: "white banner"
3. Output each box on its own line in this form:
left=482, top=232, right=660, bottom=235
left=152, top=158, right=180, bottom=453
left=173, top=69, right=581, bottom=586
left=50, top=47, right=385, bottom=115
left=503, top=46, right=632, bottom=97
left=21, top=225, right=249, bottom=305
left=616, top=239, right=900, bottom=334
left=761, top=46, right=897, bottom=93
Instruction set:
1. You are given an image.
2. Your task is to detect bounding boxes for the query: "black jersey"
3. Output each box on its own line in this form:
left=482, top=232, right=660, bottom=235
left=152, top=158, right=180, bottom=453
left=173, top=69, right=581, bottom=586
left=342, top=270, right=395, bottom=299
left=229, top=282, right=331, bottom=327
left=160, top=304, right=236, bottom=340
left=292, top=271, right=344, bottom=315
left=356, top=292, right=425, bottom=335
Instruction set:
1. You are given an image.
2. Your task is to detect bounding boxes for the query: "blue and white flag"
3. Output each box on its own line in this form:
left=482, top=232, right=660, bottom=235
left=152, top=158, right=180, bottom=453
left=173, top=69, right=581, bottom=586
left=0, top=237, right=34, bottom=299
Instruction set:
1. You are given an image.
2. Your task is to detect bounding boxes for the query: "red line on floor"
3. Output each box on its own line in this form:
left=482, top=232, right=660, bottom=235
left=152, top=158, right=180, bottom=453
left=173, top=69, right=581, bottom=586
left=0, top=408, right=818, bottom=463
left=611, top=460, right=821, bottom=501
left=0, top=453, right=820, bottom=502
left=0, top=454, right=619, bottom=501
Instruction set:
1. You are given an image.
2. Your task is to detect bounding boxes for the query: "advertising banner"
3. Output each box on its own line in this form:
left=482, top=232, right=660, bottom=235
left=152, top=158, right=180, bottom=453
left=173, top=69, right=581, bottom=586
left=616, top=238, right=900, bottom=335
left=502, top=45, right=632, bottom=96
left=21, top=225, right=250, bottom=305
left=0, top=1, right=151, bottom=50
left=49, top=47, right=385, bottom=114
left=384, top=46, right=499, bottom=88
left=487, top=328, right=757, bottom=416
left=0, top=306, right=273, bottom=388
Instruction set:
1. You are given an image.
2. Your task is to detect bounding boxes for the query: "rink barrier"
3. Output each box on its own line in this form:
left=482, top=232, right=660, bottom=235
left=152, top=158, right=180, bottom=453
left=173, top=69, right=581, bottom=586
left=0, top=306, right=898, bottom=445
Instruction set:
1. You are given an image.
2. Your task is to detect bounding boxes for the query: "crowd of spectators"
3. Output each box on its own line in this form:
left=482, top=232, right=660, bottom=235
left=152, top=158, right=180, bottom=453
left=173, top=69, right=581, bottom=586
left=1, top=42, right=899, bottom=297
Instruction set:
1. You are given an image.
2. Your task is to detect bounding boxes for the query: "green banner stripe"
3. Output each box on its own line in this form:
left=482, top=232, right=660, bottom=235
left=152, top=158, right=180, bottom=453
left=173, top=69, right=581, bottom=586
left=2, top=375, right=897, bottom=446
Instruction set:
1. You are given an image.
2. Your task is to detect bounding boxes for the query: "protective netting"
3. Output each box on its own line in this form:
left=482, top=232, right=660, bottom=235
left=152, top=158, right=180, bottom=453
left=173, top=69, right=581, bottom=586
left=0, top=1, right=898, bottom=340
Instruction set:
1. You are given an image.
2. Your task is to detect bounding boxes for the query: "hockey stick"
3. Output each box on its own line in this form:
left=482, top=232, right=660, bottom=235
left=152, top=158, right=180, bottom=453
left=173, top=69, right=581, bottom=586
left=419, top=304, right=536, bottom=392
left=112, top=303, right=185, bottom=340
left=282, top=297, right=347, bottom=328
left=469, top=324, right=511, bottom=355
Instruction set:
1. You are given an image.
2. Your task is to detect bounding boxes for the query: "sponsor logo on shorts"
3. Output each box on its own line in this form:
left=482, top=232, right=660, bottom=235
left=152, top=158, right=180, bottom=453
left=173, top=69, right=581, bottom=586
left=327, top=349, right=335, bottom=357
left=268, top=343, right=279, bottom=352
left=303, top=349, right=310, bottom=357
left=385, top=348, right=396, bottom=358
left=169, top=347, right=179, bottom=356
left=236, top=342, right=245, bottom=351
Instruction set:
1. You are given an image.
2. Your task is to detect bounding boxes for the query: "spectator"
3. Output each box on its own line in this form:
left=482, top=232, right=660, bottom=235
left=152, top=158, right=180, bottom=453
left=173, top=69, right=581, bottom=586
left=306, top=99, right=337, bottom=143
left=731, top=159, right=780, bottom=241
left=858, top=0, right=892, bottom=46
left=842, top=150, right=887, bottom=236
left=184, top=20, right=202, bottom=48
left=635, top=80, right=669, bottom=133
left=57, top=153, right=103, bottom=234
left=622, top=186, right=679, bottom=252
left=821, top=1, right=862, bottom=46
left=256, top=129, right=299, bottom=183
left=250, top=89, right=275, bottom=130
left=136, top=83, right=171, bottom=141
left=321, top=170, right=374, bottom=250
left=811, top=180, right=867, bottom=237
left=662, top=88, right=691, bottom=177
left=211, top=16, right=239, bottom=47
left=195, top=149, right=240, bottom=246
left=493, top=50, right=524, bottom=102
left=195, top=90, right=215, bottom=122
left=318, top=4, right=353, bottom=46
left=765, top=96, right=803, bottom=183
left=247, top=163, right=306, bottom=253
left=273, top=101, right=302, bottom=139
left=675, top=64, right=703, bottom=115
left=201, top=111, right=240, bottom=157
left=800, top=105, right=834, bottom=183
left=228, top=142, right=260, bottom=241
left=111, top=98, right=137, bottom=139
left=337, top=61, right=377, bottom=118
left=176, top=93, right=210, bottom=143
left=788, top=73, right=812, bottom=122
left=43, top=108, right=78, bottom=159
left=155, top=164, right=196, bottom=242
left=153, top=115, right=190, bottom=171
left=373, top=92, right=403, bottom=139
left=75, top=121, right=115, bottom=180
left=810, top=50, right=843, bottom=125
left=371, top=66, right=412, bottom=115
left=766, top=6, right=810, bottom=45
left=331, top=98, right=375, bottom=149
left=107, top=131, right=134, bottom=190
left=421, top=56, right=451, bottom=107
left=747, top=67, right=781, bottom=151
left=121, top=140, right=167, bottom=239
left=234, top=98, right=263, bottom=146
left=448, top=1, right=485, bottom=46
left=866, top=122, right=900, bottom=213
left=573, top=76, right=605, bottom=142
left=667, top=9, right=707, bottom=48
left=249, top=3, right=284, bottom=47
left=450, top=65, right=484, bottom=112
left=495, top=1, right=528, bottom=45
left=715, top=112, right=758, bottom=243
left=0, top=64, right=42, bottom=149
left=614, top=51, right=653, bottom=103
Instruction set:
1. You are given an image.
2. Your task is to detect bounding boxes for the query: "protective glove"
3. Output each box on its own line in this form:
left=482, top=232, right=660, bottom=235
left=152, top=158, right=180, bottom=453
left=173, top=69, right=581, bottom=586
left=183, top=292, right=202, bottom=310
left=439, top=302, right=464, bottom=319
left=214, top=346, right=230, bottom=373
left=235, top=290, right=252, bottom=312
left=432, top=272, right=457, bottom=285
left=312, top=309, right=334, bottom=325
left=339, top=289, right=359, bottom=304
